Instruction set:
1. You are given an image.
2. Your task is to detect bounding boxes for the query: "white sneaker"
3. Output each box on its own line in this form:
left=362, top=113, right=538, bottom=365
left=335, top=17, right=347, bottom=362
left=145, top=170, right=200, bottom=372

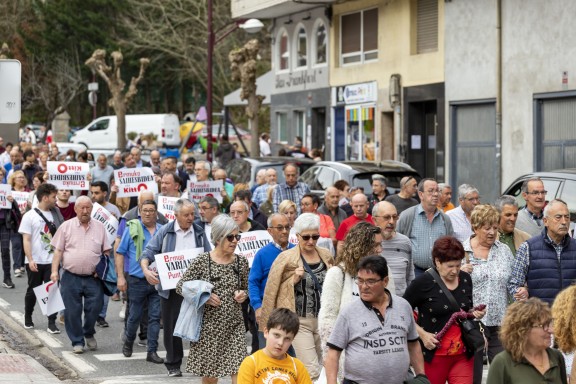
left=14, top=269, right=23, bottom=278
left=119, top=302, right=126, bottom=319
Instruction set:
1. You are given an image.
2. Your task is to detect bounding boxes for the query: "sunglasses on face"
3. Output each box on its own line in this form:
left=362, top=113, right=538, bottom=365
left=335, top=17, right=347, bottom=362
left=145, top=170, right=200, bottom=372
left=299, top=234, right=320, bottom=241
left=226, top=234, right=242, bottom=242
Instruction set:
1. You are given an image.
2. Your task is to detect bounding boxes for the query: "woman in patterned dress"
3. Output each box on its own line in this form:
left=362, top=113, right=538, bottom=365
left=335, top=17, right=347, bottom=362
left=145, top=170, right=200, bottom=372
left=176, top=214, right=249, bottom=384
left=461, top=204, right=514, bottom=384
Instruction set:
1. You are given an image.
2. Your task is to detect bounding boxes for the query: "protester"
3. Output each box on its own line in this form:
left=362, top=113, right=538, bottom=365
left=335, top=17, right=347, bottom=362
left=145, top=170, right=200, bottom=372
left=9, top=170, right=28, bottom=277
left=140, top=199, right=210, bottom=377
left=260, top=213, right=334, bottom=380
left=272, top=164, right=310, bottom=215
left=325, top=256, right=426, bottom=384
left=19, top=183, right=64, bottom=332
left=551, top=285, right=576, bottom=380
left=487, top=298, right=567, bottom=384
left=90, top=154, right=114, bottom=187
left=0, top=193, right=21, bottom=288
left=55, top=189, right=76, bottom=221
left=437, top=183, right=455, bottom=213
left=238, top=308, right=312, bottom=384
left=116, top=199, right=164, bottom=364
left=317, top=186, right=348, bottom=233
left=447, top=184, right=481, bottom=243
left=403, top=236, right=486, bottom=384
left=50, top=196, right=111, bottom=354
left=494, top=195, right=531, bottom=256
left=336, top=193, right=373, bottom=255
left=249, top=213, right=295, bottom=349
left=461, top=204, right=514, bottom=384
left=258, top=185, right=275, bottom=218
left=385, top=175, right=419, bottom=215
left=278, top=200, right=298, bottom=232
left=195, top=196, right=221, bottom=250
left=176, top=214, right=249, bottom=382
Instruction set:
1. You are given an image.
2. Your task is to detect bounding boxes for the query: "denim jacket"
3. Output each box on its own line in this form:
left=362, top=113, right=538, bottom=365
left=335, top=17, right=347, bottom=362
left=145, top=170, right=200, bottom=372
left=174, top=280, right=213, bottom=342
left=140, top=220, right=210, bottom=299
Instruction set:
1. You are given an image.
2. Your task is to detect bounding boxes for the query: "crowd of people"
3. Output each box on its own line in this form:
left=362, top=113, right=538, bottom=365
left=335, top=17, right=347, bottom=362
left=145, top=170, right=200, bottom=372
left=1, top=138, right=575, bottom=384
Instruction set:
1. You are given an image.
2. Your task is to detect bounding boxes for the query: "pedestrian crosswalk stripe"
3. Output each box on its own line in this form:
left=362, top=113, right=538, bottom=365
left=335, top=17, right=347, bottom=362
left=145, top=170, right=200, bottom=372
left=34, top=330, right=62, bottom=348
left=61, top=351, right=97, bottom=373
left=0, top=298, right=10, bottom=308
left=94, top=350, right=189, bottom=362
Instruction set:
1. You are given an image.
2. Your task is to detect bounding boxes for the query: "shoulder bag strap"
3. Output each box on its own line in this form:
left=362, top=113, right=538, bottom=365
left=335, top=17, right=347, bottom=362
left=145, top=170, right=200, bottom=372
left=34, top=207, right=52, bottom=225
left=426, top=268, right=461, bottom=312
left=300, top=256, right=322, bottom=294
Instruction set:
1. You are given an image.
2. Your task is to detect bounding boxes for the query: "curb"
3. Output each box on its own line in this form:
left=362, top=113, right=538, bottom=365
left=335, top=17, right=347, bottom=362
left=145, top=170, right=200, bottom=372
left=0, top=307, right=79, bottom=380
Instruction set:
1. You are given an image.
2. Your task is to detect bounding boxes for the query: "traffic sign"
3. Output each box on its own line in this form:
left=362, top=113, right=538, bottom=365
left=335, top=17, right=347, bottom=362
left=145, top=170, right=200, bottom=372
left=0, top=60, right=21, bottom=124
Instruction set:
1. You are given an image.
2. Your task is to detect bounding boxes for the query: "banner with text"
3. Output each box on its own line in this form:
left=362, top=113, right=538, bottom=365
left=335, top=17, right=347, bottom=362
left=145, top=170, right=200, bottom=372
left=91, top=203, right=119, bottom=245
left=0, top=184, right=10, bottom=209
left=114, top=168, right=158, bottom=198
left=187, top=180, right=223, bottom=203
left=158, top=196, right=179, bottom=221
left=47, top=161, right=89, bottom=190
left=11, top=190, right=30, bottom=212
left=235, top=230, right=273, bottom=268
left=155, top=248, right=204, bottom=290
left=33, top=281, right=65, bottom=316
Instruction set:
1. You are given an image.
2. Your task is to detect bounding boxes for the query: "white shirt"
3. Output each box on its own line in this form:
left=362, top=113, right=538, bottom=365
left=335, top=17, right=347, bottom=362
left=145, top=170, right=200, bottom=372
left=174, top=220, right=197, bottom=251
left=18, top=208, right=55, bottom=264
left=204, top=222, right=214, bottom=250
left=260, top=139, right=271, bottom=156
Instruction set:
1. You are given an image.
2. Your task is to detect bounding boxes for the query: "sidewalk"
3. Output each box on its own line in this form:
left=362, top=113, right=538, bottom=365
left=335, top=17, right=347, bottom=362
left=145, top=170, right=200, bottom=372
left=0, top=338, right=61, bottom=383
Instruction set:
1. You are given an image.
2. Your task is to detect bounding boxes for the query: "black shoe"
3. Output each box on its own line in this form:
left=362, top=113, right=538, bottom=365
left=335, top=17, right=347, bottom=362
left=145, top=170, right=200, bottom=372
left=47, top=323, right=61, bottom=334
left=122, top=340, right=134, bottom=357
left=24, top=315, right=34, bottom=329
left=137, top=339, right=147, bottom=347
left=2, top=278, right=14, bottom=289
left=167, top=369, right=182, bottom=377
left=96, top=317, right=109, bottom=328
left=146, top=351, right=164, bottom=364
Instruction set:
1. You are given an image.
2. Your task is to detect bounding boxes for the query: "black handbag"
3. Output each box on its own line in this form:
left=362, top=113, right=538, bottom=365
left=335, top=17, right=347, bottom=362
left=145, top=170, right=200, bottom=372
left=427, top=268, right=486, bottom=354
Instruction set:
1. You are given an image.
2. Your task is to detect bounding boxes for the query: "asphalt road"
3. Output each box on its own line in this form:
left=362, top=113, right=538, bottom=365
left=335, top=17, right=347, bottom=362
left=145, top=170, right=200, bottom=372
left=0, top=277, right=233, bottom=383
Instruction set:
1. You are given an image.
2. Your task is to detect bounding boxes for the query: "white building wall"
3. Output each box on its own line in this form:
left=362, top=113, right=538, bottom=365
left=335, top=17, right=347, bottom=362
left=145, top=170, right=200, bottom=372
left=445, top=0, right=576, bottom=190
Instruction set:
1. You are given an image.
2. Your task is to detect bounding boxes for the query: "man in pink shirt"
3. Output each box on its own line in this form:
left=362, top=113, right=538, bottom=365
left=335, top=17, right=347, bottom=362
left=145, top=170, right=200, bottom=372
left=336, top=193, right=374, bottom=255
left=50, top=196, right=111, bottom=354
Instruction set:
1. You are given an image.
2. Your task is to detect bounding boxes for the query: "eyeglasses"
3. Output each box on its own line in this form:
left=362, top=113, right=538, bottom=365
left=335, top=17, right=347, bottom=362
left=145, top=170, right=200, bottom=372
left=526, top=190, right=548, bottom=196
left=532, top=321, right=553, bottom=331
left=374, top=214, right=398, bottom=221
left=226, top=234, right=242, bottom=242
left=199, top=205, right=215, bottom=211
left=354, top=277, right=383, bottom=287
left=141, top=209, right=156, bottom=214
left=425, top=189, right=440, bottom=195
left=271, top=225, right=291, bottom=231
left=299, top=234, right=320, bottom=241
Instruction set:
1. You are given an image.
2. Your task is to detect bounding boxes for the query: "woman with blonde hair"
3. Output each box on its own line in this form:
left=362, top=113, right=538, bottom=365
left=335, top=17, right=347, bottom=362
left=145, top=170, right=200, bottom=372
left=260, top=213, right=333, bottom=380
left=278, top=199, right=298, bottom=231
left=488, top=298, right=567, bottom=383
left=461, top=204, right=514, bottom=383
left=552, top=285, right=576, bottom=380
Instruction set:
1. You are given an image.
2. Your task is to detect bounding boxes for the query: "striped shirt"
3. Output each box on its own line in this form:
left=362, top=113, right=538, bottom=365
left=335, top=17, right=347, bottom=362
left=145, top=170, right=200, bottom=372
left=380, top=232, right=414, bottom=296
left=51, top=218, right=111, bottom=276
left=272, top=182, right=311, bottom=215
left=252, top=183, right=274, bottom=207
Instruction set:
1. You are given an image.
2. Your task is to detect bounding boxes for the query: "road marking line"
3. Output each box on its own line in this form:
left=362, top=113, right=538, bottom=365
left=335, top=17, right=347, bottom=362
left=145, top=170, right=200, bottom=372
left=9, top=310, right=24, bottom=325
left=61, top=351, right=97, bottom=373
left=0, top=298, right=10, bottom=308
left=34, top=330, right=63, bottom=348
left=94, top=350, right=189, bottom=362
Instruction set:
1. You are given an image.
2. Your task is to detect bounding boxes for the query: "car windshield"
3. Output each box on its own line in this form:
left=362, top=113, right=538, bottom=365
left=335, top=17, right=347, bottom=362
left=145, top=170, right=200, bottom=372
left=352, top=173, right=418, bottom=196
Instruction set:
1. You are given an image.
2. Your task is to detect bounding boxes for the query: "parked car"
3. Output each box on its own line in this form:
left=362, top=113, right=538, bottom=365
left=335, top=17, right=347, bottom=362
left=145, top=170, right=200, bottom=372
left=299, top=161, right=421, bottom=197
left=226, top=157, right=317, bottom=187
left=502, top=169, right=576, bottom=222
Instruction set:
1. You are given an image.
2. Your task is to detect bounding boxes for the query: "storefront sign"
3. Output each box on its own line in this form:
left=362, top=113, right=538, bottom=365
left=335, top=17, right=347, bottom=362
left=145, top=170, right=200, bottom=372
left=274, top=68, right=328, bottom=93
left=333, top=81, right=378, bottom=105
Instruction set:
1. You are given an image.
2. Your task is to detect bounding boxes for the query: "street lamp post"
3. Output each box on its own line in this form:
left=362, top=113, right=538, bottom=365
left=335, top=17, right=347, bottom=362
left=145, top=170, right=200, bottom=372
left=205, top=0, right=263, bottom=162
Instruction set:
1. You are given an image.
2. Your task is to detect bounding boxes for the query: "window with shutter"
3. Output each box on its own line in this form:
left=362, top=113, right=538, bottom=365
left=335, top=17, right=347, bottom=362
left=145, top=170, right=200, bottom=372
left=417, top=0, right=438, bottom=53
left=340, top=8, right=379, bottom=66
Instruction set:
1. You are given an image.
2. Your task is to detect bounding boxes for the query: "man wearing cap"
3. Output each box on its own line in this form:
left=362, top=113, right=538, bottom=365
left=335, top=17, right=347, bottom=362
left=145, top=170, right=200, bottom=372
left=385, top=176, right=419, bottom=215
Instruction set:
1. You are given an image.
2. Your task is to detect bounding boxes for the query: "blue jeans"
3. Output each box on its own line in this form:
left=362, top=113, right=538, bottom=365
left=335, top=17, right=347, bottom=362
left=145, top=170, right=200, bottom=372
left=11, top=233, right=24, bottom=270
left=125, top=276, right=161, bottom=353
left=60, top=271, right=103, bottom=347
left=99, top=294, right=109, bottom=319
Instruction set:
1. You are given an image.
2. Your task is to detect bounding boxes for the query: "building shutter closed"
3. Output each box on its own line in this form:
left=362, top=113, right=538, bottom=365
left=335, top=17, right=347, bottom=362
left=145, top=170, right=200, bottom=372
left=417, top=0, right=438, bottom=54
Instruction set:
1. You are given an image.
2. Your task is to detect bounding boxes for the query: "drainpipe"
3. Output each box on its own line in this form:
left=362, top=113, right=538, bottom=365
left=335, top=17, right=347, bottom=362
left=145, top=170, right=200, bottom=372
left=496, top=0, right=502, bottom=191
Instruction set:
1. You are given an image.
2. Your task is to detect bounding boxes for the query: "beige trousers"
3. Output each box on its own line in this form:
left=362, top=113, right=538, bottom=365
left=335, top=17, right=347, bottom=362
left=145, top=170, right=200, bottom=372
left=292, top=316, right=323, bottom=380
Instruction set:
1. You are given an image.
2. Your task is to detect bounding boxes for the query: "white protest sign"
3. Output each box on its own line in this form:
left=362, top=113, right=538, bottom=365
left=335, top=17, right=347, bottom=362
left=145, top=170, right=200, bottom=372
left=187, top=180, right=223, bottom=203
left=91, top=203, right=119, bottom=245
left=155, top=248, right=204, bottom=290
left=114, top=168, right=158, bottom=198
left=235, top=230, right=273, bottom=268
left=47, top=161, right=89, bottom=190
left=33, top=281, right=65, bottom=316
left=11, top=190, right=30, bottom=212
left=0, top=184, right=10, bottom=209
left=158, top=196, right=179, bottom=221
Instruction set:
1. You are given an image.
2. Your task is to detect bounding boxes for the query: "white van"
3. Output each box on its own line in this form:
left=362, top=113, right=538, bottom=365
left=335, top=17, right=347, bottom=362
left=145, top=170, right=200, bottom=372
left=70, top=114, right=180, bottom=149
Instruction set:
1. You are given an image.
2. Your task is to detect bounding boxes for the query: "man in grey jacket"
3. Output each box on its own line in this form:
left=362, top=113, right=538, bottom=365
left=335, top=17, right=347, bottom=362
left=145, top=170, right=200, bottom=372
left=140, top=199, right=210, bottom=377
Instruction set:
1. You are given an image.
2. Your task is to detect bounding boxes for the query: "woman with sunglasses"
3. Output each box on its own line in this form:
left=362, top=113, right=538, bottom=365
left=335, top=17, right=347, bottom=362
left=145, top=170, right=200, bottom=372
left=176, top=214, right=249, bottom=384
left=260, top=213, right=334, bottom=380
left=488, top=298, right=567, bottom=384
